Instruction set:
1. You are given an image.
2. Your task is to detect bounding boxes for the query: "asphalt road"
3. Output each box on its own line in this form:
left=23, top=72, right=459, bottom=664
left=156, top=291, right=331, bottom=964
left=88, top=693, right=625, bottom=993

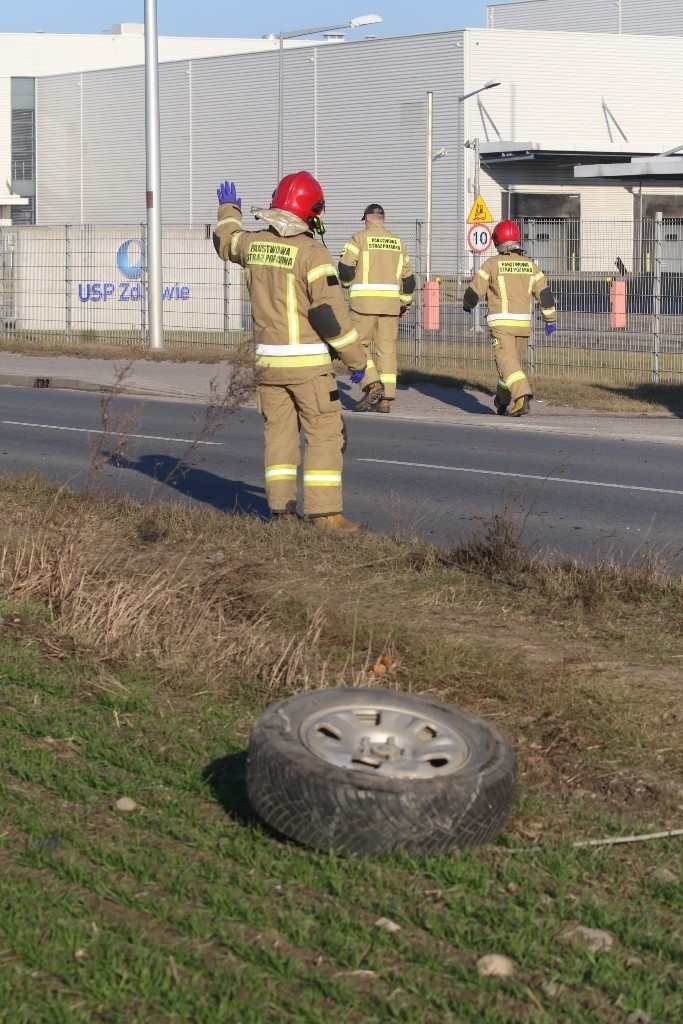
left=1, top=386, right=681, bottom=569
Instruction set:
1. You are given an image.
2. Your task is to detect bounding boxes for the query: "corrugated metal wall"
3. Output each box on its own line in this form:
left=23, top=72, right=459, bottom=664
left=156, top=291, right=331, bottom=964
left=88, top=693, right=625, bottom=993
left=488, top=0, right=683, bottom=35
left=622, top=1, right=683, bottom=35
left=488, top=0, right=618, bottom=32
left=35, top=76, right=83, bottom=223
left=466, top=29, right=683, bottom=152
left=36, top=31, right=466, bottom=242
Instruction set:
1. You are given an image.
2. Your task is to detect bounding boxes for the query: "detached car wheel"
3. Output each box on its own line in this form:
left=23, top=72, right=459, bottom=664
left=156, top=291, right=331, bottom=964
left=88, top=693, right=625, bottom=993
left=246, top=687, right=516, bottom=855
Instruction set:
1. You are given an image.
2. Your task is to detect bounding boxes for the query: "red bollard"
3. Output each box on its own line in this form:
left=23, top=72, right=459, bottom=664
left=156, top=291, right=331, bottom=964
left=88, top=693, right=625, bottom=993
left=609, top=278, right=627, bottom=329
left=423, top=279, right=440, bottom=331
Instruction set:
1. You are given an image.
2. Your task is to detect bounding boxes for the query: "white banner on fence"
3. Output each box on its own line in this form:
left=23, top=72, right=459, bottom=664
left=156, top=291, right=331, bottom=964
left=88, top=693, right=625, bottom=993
left=11, top=226, right=242, bottom=333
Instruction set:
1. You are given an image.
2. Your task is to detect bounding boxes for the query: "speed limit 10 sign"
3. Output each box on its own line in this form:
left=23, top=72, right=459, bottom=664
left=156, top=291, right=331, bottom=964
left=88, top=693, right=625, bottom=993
left=467, top=222, right=493, bottom=254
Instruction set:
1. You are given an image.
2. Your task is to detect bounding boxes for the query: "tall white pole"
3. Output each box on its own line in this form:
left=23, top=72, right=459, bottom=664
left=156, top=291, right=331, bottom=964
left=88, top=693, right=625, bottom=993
left=144, top=0, right=164, bottom=350
left=474, top=136, right=480, bottom=199
left=278, top=32, right=284, bottom=180
left=425, top=91, right=433, bottom=281
left=456, top=100, right=463, bottom=296
left=472, top=137, right=484, bottom=333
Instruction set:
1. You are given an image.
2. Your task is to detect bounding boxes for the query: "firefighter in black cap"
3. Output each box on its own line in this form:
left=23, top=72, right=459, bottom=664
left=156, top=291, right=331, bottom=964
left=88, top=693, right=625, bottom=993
left=338, top=204, right=416, bottom=413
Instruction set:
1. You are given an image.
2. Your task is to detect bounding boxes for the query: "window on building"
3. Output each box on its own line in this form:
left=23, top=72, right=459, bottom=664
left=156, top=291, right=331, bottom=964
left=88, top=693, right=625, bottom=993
left=10, top=78, right=36, bottom=225
left=636, top=195, right=683, bottom=274
left=11, top=198, right=34, bottom=225
left=505, top=193, right=581, bottom=273
left=11, top=110, right=34, bottom=182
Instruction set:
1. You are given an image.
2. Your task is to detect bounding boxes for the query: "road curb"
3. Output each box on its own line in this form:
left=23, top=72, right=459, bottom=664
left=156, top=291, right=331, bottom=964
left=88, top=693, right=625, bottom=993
left=0, top=373, right=107, bottom=392
left=0, top=373, right=207, bottom=401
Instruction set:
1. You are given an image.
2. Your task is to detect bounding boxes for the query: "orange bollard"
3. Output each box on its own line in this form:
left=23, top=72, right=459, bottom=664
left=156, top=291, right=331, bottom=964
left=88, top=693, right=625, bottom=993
left=609, top=278, right=627, bottom=329
left=423, top=279, right=440, bottom=330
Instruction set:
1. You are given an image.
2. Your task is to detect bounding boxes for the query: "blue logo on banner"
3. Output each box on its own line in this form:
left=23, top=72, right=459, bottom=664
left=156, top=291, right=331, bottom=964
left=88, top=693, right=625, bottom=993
left=77, top=238, right=191, bottom=302
left=116, top=239, right=144, bottom=280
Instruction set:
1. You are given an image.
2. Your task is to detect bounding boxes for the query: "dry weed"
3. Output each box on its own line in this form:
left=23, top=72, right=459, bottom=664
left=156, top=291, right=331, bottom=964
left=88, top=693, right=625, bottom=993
left=86, top=362, right=144, bottom=490
left=0, top=516, right=339, bottom=695
left=86, top=340, right=259, bottom=495
left=445, top=510, right=531, bottom=579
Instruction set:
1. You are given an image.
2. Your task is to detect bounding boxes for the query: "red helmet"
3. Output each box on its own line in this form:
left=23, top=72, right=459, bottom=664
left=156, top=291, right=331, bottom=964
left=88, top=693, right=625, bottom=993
left=492, top=220, right=522, bottom=249
left=270, top=171, right=325, bottom=225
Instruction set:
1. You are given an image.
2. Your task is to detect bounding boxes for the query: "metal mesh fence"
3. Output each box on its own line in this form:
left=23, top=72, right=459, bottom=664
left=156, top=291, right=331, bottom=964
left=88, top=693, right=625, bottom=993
left=1, top=219, right=681, bottom=383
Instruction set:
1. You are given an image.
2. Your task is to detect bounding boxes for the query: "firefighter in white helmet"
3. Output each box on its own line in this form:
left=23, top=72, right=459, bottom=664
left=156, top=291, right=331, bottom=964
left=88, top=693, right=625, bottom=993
left=463, top=220, right=557, bottom=417
left=213, top=171, right=384, bottom=531
left=338, top=203, right=416, bottom=414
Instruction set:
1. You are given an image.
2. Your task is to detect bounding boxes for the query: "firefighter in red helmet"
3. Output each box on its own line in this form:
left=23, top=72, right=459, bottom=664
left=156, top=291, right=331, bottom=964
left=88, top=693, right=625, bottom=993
left=213, top=171, right=383, bottom=531
left=463, top=219, right=557, bottom=417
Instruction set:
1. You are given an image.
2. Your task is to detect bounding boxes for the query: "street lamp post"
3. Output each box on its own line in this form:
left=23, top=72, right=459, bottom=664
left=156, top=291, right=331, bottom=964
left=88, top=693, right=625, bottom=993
left=456, top=79, right=501, bottom=323
left=144, top=0, right=164, bottom=350
left=277, top=14, right=382, bottom=180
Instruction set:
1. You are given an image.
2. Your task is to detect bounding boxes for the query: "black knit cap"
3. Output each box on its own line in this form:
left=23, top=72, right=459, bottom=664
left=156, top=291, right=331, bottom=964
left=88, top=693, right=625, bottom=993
left=362, top=203, right=385, bottom=220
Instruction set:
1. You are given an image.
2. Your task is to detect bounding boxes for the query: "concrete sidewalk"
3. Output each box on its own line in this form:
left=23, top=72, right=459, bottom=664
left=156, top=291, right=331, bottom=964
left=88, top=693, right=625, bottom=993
left=1, top=352, right=682, bottom=445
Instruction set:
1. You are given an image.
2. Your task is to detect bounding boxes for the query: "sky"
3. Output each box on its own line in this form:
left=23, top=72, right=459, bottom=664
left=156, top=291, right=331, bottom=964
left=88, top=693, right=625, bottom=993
left=2, top=0, right=496, bottom=38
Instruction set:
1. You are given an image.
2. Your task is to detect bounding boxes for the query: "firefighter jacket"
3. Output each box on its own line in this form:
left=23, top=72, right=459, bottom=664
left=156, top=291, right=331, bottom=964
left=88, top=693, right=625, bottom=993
left=213, top=202, right=371, bottom=385
left=338, top=224, right=416, bottom=316
left=463, top=253, right=556, bottom=336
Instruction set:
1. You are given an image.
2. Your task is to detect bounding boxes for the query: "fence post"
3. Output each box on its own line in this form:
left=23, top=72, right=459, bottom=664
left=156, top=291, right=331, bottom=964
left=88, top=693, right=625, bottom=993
left=65, top=225, right=72, bottom=344
left=414, top=219, right=423, bottom=365
left=140, top=222, right=148, bottom=347
left=223, top=253, right=230, bottom=349
left=652, top=212, right=662, bottom=383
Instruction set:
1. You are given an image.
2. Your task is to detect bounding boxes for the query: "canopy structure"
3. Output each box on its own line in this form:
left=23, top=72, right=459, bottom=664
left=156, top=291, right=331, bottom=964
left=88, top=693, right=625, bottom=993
left=574, top=146, right=683, bottom=178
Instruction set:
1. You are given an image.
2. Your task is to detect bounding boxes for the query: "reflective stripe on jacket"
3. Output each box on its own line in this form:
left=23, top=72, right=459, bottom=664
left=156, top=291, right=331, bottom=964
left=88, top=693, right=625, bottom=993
left=465, top=254, right=556, bottom=336
left=213, top=202, right=372, bottom=384
left=338, top=225, right=415, bottom=316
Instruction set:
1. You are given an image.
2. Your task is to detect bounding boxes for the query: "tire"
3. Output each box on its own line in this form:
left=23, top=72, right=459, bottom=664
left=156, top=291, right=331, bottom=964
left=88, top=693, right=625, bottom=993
left=246, top=687, right=516, bottom=855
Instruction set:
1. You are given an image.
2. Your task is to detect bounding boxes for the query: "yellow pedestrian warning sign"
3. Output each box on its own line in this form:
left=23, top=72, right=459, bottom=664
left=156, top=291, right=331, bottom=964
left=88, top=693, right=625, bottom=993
left=467, top=194, right=494, bottom=224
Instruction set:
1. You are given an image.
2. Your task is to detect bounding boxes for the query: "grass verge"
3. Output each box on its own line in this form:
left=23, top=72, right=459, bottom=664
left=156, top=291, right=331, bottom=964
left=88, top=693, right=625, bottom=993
left=0, top=475, right=681, bottom=1022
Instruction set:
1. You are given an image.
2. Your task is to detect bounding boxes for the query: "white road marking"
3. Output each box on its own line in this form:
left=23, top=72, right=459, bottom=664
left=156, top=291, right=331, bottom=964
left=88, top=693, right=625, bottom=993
left=1, top=421, right=222, bottom=446
left=357, top=458, right=683, bottom=497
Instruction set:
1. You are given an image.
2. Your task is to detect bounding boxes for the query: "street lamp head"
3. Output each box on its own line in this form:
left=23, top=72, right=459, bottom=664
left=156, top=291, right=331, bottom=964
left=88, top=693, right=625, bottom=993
left=349, top=14, right=383, bottom=28
left=279, top=15, right=382, bottom=39
left=458, top=79, right=503, bottom=103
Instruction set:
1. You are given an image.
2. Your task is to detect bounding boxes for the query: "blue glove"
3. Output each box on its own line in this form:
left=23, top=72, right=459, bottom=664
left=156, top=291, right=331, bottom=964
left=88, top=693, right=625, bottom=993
left=350, top=369, right=365, bottom=384
left=545, top=322, right=557, bottom=337
left=217, top=181, right=241, bottom=207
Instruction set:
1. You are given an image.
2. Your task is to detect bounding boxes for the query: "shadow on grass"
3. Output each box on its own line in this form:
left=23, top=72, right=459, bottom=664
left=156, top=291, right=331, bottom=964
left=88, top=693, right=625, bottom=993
left=594, top=382, right=683, bottom=418
left=202, top=752, right=256, bottom=826
left=202, top=753, right=289, bottom=843
left=107, top=451, right=270, bottom=518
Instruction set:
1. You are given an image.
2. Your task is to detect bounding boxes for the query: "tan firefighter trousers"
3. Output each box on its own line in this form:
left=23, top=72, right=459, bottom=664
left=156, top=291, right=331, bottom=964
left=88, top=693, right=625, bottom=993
left=257, top=375, right=345, bottom=517
left=351, top=312, right=399, bottom=400
left=490, top=329, right=533, bottom=404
